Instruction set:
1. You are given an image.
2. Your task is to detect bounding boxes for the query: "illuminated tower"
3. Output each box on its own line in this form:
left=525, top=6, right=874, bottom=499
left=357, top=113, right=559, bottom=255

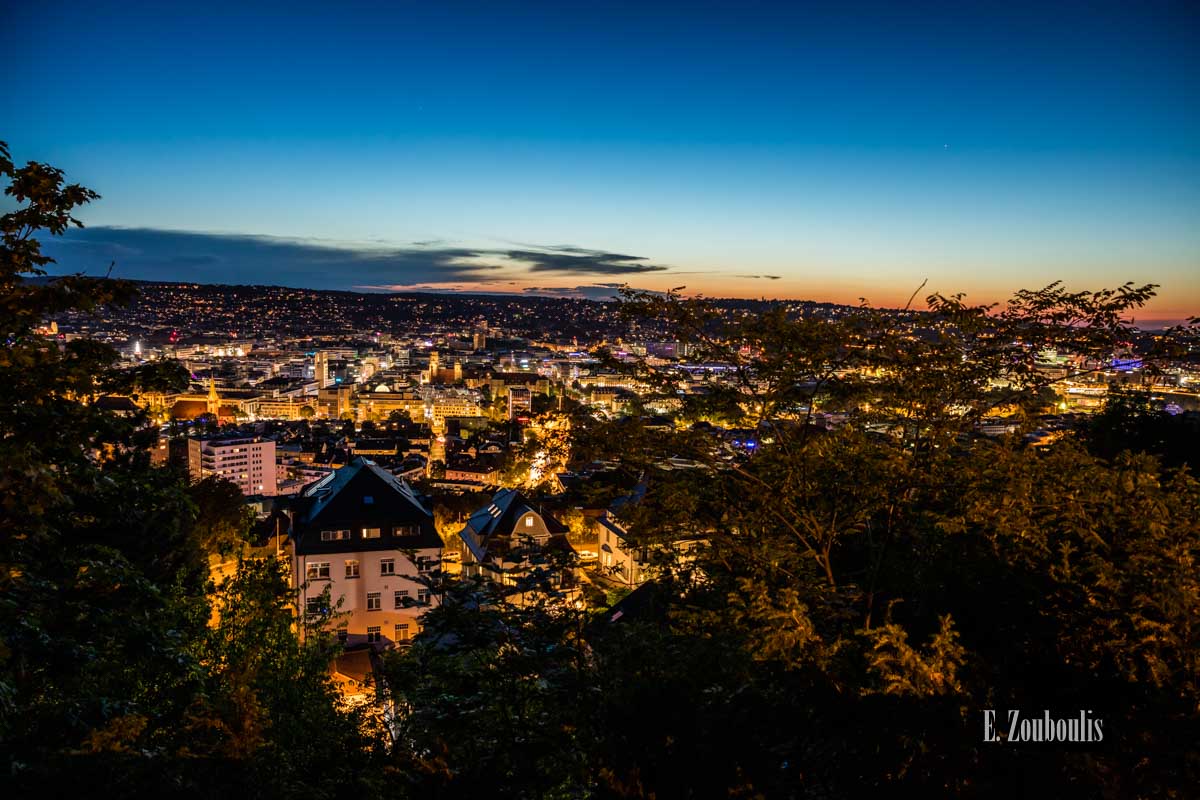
left=206, top=376, right=220, bottom=417
left=453, top=359, right=463, bottom=383
left=428, top=350, right=440, bottom=383
left=314, top=351, right=330, bottom=388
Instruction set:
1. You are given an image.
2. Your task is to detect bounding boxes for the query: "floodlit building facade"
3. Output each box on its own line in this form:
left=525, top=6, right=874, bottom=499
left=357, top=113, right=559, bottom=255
left=188, top=436, right=278, bottom=496
left=291, top=457, right=442, bottom=649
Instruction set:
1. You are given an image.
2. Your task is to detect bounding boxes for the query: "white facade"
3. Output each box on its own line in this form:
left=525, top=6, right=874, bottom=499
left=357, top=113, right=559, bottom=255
left=294, top=544, right=439, bottom=648
left=188, top=436, right=278, bottom=496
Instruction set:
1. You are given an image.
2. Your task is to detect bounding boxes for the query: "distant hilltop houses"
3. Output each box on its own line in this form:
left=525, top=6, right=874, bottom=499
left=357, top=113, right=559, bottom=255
left=53, top=281, right=1198, bottom=443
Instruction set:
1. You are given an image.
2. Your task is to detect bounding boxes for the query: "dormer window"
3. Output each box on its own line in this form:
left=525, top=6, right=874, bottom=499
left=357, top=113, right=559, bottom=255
left=363, top=495, right=374, bottom=505
left=363, top=527, right=381, bottom=539
left=525, top=516, right=534, bottom=528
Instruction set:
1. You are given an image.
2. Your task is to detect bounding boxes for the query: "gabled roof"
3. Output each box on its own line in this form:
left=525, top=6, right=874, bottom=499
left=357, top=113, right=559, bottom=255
left=597, top=481, right=647, bottom=547
left=293, top=456, right=440, bottom=554
left=298, top=456, right=429, bottom=521
left=95, top=395, right=141, bottom=413
left=464, top=488, right=567, bottom=539
left=597, top=514, right=632, bottom=549
left=458, top=488, right=569, bottom=564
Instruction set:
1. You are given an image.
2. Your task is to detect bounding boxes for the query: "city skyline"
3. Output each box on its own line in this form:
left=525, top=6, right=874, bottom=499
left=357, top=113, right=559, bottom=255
left=4, top=1, right=1199, bottom=323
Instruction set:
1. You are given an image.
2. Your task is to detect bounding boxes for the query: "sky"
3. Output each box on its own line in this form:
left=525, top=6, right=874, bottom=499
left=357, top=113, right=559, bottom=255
left=3, top=0, right=1198, bottom=322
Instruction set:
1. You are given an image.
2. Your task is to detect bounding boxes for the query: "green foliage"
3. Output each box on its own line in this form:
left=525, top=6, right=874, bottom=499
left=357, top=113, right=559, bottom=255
left=382, top=579, right=593, bottom=798
left=188, top=476, right=255, bottom=555
left=1080, top=386, right=1200, bottom=471
left=190, top=557, right=389, bottom=792
left=1, top=143, right=389, bottom=797
left=1, top=141, right=208, bottom=773
left=387, top=286, right=1199, bottom=797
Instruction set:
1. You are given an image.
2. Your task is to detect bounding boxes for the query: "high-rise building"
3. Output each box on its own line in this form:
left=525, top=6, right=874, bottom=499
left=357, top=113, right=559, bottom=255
left=473, top=330, right=487, bottom=351
left=508, top=386, right=532, bottom=420
left=188, top=436, right=278, bottom=496
left=314, top=351, right=330, bottom=389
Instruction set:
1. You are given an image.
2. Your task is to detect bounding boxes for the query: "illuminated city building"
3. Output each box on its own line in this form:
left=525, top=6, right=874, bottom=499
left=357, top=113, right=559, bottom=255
left=291, top=457, right=442, bottom=650
left=188, top=436, right=278, bottom=496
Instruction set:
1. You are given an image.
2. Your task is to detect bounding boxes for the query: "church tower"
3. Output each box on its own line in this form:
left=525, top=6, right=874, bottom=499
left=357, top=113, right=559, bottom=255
left=206, top=376, right=220, bottom=417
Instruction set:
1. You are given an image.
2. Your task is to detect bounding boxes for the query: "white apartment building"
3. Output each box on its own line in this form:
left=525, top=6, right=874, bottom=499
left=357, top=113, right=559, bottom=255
left=291, top=457, right=443, bottom=649
left=188, top=436, right=278, bottom=496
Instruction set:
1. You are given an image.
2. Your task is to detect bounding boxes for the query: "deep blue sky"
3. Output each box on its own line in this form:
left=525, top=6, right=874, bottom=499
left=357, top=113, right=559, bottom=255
left=3, top=1, right=1198, bottom=319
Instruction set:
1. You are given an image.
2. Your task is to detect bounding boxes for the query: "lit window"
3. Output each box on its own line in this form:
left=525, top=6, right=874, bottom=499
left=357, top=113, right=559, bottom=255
left=366, top=626, right=381, bottom=643
left=363, top=527, right=381, bottom=539
left=306, top=562, right=330, bottom=580
left=380, top=558, right=395, bottom=575
left=320, top=529, right=351, bottom=541
left=394, top=623, right=410, bottom=642
left=525, top=516, right=534, bottom=528
left=367, top=592, right=381, bottom=611
left=345, top=560, right=360, bottom=578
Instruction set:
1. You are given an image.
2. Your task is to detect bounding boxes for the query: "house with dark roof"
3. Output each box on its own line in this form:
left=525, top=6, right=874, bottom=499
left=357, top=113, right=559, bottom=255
left=291, top=456, right=443, bottom=650
left=597, top=483, right=704, bottom=588
left=94, top=395, right=142, bottom=416
left=458, top=488, right=578, bottom=602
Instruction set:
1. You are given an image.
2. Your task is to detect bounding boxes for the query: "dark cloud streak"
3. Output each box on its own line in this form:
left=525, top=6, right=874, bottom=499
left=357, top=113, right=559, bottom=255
left=505, top=248, right=669, bottom=275
left=41, top=227, right=673, bottom=290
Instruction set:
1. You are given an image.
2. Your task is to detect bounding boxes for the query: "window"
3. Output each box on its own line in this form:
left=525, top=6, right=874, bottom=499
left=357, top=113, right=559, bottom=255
left=394, top=589, right=409, bottom=608
left=306, top=562, right=330, bottom=581
left=417, top=589, right=430, bottom=606
left=525, top=516, right=534, bottom=528
left=380, top=558, right=395, bottom=576
left=320, top=529, right=351, bottom=541
left=363, top=495, right=374, bottom=505
left=394, top=623, right=410, bottom=642
left=417, top=556, right=434, bottom=573
left=366, top=626, right=381, bottom=643
left=367, top=592, right=381, bottom=611
left=337, top=628, right=348, bottom=644
left=363, top=527, right=381, bottom=539
left=305, top=596, right=324, bottom=614
left=345, top=559, right=360, bottom=579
